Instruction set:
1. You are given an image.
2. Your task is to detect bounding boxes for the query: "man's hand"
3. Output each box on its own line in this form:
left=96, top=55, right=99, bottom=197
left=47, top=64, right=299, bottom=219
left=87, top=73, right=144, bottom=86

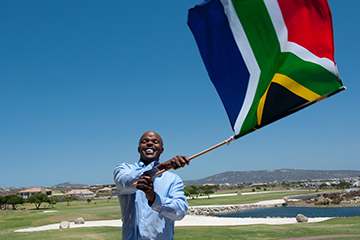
left=157, top=155, right=190, bottom=171
left=136, top=176, right=155, bottom=202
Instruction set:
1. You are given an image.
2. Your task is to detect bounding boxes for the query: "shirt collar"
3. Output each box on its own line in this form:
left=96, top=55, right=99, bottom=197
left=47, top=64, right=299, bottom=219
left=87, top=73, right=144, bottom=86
left=137, top=160, right=160, bottom=167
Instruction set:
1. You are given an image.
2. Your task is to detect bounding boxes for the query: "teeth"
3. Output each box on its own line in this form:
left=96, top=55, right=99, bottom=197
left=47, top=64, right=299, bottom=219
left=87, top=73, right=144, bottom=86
left=146, top=149, right=154, bottom=153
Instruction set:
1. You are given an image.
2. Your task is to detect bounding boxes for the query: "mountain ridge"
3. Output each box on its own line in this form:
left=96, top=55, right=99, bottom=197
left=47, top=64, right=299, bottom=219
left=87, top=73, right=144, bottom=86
left=52, top=181, right=87, bottom=188
left=183, top=168, right=360, bottom=185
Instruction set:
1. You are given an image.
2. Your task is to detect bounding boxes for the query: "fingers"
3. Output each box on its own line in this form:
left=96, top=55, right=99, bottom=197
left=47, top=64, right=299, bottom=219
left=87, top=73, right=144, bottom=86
left=170, top=155, right=190, bottom=170
left=136, top=176, right=156, bottom=202
left=136, top=176, right=153, bottom=192
left=156, top=155, right=190, bottom=171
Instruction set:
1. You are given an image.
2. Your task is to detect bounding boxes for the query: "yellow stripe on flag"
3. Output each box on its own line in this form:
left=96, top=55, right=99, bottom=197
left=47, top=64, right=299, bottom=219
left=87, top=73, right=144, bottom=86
left=273, top=74, right=321, bottom=101
left=257, top=73, right=320, bottom=125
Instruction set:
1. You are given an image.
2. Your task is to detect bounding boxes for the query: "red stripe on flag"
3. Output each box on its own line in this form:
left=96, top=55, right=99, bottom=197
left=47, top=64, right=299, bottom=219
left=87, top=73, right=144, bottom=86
left=277, top=0, right=335, bottom=62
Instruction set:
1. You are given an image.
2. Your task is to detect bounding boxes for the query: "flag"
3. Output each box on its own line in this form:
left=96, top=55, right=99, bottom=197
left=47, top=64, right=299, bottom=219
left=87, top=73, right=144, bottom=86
left=188, top=0, right=345, bottom=139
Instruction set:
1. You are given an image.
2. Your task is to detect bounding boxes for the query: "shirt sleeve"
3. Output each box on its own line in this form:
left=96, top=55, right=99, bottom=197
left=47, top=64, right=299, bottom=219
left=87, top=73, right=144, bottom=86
left=150, top=174, right=189, bottom=221
left=113, top=161, right=159, bottom=195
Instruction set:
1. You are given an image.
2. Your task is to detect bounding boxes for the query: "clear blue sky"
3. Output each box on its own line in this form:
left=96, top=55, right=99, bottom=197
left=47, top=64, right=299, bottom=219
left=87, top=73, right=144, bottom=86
left=1, top=0, right=359, bottom=188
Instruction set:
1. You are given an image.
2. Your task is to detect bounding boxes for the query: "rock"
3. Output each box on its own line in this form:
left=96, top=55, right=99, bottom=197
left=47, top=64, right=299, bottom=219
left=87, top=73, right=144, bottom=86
left=315, top=197, right=330, bottom=205
left=59, top=221, right=70, bottom=229
left=296, top=214, right=308, bottom=223
left=75, top=217, right=85, bottom=224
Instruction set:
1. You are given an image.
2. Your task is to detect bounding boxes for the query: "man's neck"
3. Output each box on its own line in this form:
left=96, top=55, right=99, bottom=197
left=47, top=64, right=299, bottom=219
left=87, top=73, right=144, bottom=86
left=141, top=159, right=159, bottom=166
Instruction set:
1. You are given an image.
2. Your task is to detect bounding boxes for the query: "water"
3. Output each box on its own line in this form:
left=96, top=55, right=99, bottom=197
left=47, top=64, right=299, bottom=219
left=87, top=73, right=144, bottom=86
left=290, top=192, right=341, bottom=200
left=213, top=206, right=360, bottom=218
left=290, top=195, right=317, bottom=200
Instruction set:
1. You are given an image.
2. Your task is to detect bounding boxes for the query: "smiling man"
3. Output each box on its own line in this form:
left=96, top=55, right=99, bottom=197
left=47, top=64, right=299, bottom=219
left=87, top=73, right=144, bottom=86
left=114, top=131, right=190, bottom=240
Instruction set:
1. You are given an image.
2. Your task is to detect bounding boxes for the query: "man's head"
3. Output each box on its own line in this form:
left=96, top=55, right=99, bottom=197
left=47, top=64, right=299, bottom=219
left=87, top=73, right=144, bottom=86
left=138, top=131, right=164, bottom=165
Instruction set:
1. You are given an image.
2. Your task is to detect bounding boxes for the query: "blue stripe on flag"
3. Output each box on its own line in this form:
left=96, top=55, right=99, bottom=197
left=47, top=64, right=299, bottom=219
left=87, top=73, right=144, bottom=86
left=188, top=0, right=250, bottom=129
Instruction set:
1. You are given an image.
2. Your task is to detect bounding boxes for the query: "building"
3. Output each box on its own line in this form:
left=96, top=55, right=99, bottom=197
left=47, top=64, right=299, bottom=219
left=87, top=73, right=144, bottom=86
left=18, top=187, right=52, bottom=199
left=66, top=189, right=95, bottom=198
left=99, top=187, right=112, bottom=193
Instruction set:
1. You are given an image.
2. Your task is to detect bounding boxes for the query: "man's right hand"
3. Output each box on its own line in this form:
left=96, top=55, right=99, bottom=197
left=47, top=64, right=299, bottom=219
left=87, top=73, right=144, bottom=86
left=157, top=156, right=190, bottom=171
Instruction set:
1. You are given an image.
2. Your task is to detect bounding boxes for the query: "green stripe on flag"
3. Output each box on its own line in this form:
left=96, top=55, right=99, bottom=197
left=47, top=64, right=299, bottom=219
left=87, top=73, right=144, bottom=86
left=278, top=52, right=342, bottom=95
left=230, top=0, right=342, bottom=137
left=232, top=0, right=283, bottom=135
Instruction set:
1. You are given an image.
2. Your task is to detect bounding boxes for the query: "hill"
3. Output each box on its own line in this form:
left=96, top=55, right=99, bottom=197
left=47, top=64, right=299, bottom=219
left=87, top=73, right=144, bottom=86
left=52, top=182, right=87, bottom=188
left=183, top=169, right=360, bottom=185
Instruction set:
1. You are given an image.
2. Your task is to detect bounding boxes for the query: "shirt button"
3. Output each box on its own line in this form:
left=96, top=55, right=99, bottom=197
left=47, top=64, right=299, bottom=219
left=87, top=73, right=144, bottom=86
left=142, top=217, right=144, bottom=219
left=140, top=228, right=143, bottom=231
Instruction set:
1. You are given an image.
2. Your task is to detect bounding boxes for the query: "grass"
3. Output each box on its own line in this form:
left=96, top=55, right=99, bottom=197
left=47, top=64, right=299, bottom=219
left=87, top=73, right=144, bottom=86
left=188, top=190, right=318, bottom=206
left=3, top=217, right=360, bottom=239
left=0, top=199, right=121, bottom=240
left=174, top=217, right=360, bottom=240
left=2, top=191, right=360, bottom=239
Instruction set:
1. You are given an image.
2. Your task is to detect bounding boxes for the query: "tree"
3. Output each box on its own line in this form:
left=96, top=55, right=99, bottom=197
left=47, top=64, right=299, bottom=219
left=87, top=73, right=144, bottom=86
left=87, top=198, right=92, bottom=204
left=338, top=181, right=352, bottom=189
left=4, top=195, right=25, bottom=210
left=48, top=197, right=57, bottom=208
left=203, top=189, right=214, bottom=198
left=0, top=196, right=6, bottom=210
left=65, top=197, right=73, bottom=206
left=212, top=185, right=220, bottom=191
left=183, top=186, right=198, bottom=199
left=28, top=193, right=50, bottom=209
left=281, top=181, right=290, bottom=188
left=319, top=183, right=328, bottom=189
left=237, top=184, right=244, bottom=189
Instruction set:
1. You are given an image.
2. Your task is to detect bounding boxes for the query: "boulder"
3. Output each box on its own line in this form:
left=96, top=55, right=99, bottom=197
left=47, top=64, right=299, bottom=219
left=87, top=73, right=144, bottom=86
left=75, top=217, right=85, bottom=224
left=59, top=221, right=70, bottom=229
left=296, top=214, right=308, bottom=223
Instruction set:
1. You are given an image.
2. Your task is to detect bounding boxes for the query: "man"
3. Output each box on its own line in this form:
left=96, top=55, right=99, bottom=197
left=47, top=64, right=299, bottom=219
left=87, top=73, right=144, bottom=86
left=114, top=131, right=190, bottom=240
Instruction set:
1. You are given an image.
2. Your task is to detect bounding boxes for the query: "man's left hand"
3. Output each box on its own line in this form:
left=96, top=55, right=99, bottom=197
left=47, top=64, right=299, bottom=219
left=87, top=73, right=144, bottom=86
left=136, top=176, right=155, bottom=202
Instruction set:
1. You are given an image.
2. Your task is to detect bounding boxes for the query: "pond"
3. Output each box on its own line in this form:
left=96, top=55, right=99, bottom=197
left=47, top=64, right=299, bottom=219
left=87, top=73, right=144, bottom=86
left=289, top=192, right=341, bottom=200
left=213, top=206, right=360, bottom=218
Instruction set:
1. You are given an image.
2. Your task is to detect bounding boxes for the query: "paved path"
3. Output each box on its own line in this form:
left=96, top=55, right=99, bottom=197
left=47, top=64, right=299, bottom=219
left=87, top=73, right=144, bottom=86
left=13, top=192, right=325, bottom=233
left=15, top=215, right=331, bottom=232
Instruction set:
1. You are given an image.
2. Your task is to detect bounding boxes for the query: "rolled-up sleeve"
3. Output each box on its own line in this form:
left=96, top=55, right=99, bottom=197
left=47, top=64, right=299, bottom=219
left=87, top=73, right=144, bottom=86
left=150, top=174, right=188, bottom=221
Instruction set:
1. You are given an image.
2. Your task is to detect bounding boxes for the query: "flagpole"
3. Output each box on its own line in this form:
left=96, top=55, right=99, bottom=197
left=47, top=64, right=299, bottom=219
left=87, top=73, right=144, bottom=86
left=134, top=136, right=236, bottom=186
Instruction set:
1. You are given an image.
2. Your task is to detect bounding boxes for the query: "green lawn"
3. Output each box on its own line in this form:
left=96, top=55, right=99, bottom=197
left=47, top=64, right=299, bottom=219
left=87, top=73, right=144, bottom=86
left=3, top=217, right=360, bottom=240
left=188, top=190, right=318, bottom=206
left=2, top=191, right=360, bottom=239
left=0, top=199, right=121, bottom=239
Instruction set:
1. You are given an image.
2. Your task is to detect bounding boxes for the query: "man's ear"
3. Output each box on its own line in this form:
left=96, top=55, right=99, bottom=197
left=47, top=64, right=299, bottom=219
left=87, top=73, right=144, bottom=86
left=138, top=146, right=141, bottom=153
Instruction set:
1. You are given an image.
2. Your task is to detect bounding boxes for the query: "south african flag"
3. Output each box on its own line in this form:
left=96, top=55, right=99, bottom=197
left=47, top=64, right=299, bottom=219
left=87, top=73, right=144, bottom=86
left=188, top=0, right=345, bottom=139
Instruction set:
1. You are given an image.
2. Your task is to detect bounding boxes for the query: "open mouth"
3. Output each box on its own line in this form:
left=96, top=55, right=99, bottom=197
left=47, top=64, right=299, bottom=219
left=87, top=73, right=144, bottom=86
left=144, top=148, right=157, bottom=156
left=145, top=149, right=154, bottom=154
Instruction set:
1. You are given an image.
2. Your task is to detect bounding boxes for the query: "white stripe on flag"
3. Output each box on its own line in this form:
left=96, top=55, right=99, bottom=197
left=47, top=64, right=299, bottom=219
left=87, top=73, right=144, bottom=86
left=220, top=0, right=261, bottom=135
left=264, top=0, right=339, bottom=77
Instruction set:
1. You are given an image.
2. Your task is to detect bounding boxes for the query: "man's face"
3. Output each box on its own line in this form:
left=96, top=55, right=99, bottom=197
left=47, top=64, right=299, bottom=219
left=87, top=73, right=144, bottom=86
left=138, top=131, right=164, bottom=165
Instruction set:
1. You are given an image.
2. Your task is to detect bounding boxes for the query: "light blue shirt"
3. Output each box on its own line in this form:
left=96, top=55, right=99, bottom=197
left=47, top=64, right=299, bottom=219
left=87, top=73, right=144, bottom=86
left=114, top=161, right=188, bottom=240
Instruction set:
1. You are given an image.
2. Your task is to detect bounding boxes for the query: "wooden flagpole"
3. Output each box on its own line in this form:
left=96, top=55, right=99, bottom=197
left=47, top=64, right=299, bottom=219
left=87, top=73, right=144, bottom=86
left=134, top=136, right=236, bottom=185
